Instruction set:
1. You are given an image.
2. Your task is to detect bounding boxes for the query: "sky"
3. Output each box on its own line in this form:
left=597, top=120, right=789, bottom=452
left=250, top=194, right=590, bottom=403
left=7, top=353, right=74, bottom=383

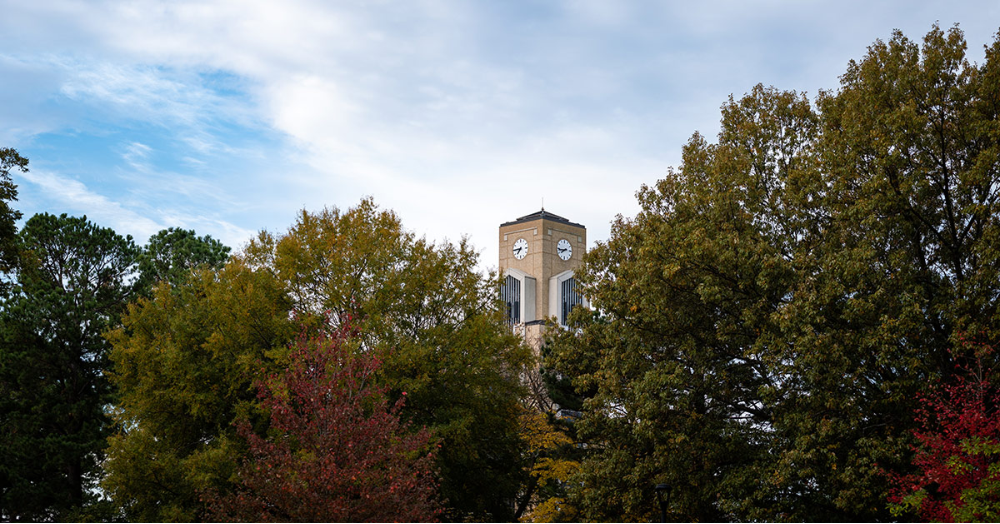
left=2, top=1, right=998, bottom=272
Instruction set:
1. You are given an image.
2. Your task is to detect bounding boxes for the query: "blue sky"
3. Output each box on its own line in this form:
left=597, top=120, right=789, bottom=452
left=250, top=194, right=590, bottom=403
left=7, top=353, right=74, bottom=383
left=2, top=1, right=998, bottom=270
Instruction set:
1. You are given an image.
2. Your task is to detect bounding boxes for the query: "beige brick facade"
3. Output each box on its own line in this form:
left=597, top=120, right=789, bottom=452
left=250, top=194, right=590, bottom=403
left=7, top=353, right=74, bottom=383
left=498, top=210, right=586, bottom=327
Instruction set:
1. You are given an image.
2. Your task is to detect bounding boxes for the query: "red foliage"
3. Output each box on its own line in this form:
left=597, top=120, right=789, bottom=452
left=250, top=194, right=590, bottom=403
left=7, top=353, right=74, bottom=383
left=889, top=338, right=1000, bottom=522
left=208, top=324, right=442, bottom=522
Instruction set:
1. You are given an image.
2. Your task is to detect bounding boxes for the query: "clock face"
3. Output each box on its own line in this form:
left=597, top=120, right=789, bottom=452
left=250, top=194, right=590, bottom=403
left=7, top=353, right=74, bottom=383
left=557, top=239, right=572, bottom=261
left=513, top=238, right=528, bottom=260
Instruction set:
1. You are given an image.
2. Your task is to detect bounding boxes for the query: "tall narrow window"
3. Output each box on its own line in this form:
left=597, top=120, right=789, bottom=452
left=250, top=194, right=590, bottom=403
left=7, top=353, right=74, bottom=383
left=502, top=274, right=521, bottom=325
left=561, top=277, right=582, bottom=326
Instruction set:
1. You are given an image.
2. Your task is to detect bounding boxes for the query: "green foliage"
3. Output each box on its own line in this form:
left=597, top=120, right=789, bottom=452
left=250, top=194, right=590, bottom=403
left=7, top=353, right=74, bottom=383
left=0, top=213, right=139, bottom=521
left=549, top=84, right=817, bottom=521
left=0, top=148, right=27, bottom=278
left=103, top=259, right=295, bottom=521
left=243, top=198, right=533, bottom=521
left=548, top=24, right=1000, bottom=522
left=106, top=199, right=531, bottom=521
left=135, top=227, right=231, bottom=294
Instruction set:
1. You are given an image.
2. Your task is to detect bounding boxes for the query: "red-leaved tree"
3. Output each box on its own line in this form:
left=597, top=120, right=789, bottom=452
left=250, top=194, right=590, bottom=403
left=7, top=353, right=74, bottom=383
left=889, top=338, right=1000, bottom=522
left=207, top=324, right=442, bottom=522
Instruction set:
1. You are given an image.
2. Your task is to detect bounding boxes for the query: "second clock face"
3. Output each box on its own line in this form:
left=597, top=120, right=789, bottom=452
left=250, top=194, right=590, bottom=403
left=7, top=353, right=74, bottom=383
left=513, top=238, right=528, bottom=259
left=557, top=239, right=572, bottom=260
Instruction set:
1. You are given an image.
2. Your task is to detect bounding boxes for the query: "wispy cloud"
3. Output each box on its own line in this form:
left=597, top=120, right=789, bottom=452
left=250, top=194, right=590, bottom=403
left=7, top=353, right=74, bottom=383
left=121, top=142, right=152, bottom=172
left=18, top=168, right=164, bottom=239
left=2, top=0, right=999, bottom=267
left=57, top=59, right=262, bottom=152
left=18, top=167, right=255, bottom=248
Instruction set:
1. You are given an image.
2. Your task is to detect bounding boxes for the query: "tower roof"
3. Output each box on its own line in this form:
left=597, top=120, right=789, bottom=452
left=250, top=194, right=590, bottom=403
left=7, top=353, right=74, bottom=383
left=500, top=209, right=585, bottom=229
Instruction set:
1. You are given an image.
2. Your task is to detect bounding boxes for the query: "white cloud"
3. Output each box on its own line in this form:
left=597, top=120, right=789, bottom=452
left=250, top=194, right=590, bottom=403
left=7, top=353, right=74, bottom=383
left=18, top=168, right=256, bottom=248
left=3, top=0, right=1000, bottom=269
left=122, top=142, right=152, bottom=172
left=56, top=58, right=260, bottom=146
left=18, top=168, right=164, bottom=239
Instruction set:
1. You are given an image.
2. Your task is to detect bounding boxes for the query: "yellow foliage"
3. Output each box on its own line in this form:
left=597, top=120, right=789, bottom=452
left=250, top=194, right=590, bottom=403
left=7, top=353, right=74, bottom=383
left=520, top=408, right=573, bottom=454
left=532, top=457, right=580, bottom=488
left=517, top=408, right=581, bottom=521
left=524, top=497, right=578, bottom=523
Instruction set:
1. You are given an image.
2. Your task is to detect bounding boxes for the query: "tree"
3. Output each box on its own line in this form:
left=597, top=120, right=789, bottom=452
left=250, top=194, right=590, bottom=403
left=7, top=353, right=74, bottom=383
left=548, top=84, right=818, bottom=521
left=103, top=259, right=295, bottom=522
left=889, top=338, right=1000, bottom=522
left=0, top=213, right=139, bottom=521
left=242, top=199, right=533, bottom=521
left=0, top=148, right=27, bottom=278
left=547, top=24, right=1000, bottom=521
left=779, top=24, right=1000, bottom=518
left=206, top=323, right=442, bottom=522
left=135, top=227, right=231, bottom=293
left=106, top=199, right=532, bottom=521
left=514, top=406, right=580, bottom=523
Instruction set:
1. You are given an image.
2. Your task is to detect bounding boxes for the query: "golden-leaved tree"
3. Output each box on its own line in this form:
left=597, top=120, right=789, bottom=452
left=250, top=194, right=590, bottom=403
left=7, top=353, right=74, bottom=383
left=105, top=199, right=533, bottom=522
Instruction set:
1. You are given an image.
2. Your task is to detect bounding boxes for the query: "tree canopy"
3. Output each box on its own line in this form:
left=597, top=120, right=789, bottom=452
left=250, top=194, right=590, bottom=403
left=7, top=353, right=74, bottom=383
left=107, top=199, right=532, bottom=521
left=548, top=24, right=1000, bottom=522
left=135, top=227, right=231, bottom=294
left=0, top=213, right=140, bottom=521
left=243, top=199, right=534, bottom=521
left=889, top=337, right=1000, bottom=522
left=206, top=323, right=442, bottom=522
left=104, top=257, right=294, bottom=521
left=0, top=148, right=27, bottom=278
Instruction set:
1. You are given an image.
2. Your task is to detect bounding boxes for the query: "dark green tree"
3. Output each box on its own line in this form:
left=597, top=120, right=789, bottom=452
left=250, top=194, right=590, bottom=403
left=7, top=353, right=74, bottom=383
left=763, top=24, right=1000, bottom=519
left=0, top=148, right=27, bottom=279
left=135, top=227, right=230, bottom=294
left=0, top=213, right=140, bottom=521
left=549, top=86, right=817, bottom=521
left=548, top=24, right=1000, bottom=522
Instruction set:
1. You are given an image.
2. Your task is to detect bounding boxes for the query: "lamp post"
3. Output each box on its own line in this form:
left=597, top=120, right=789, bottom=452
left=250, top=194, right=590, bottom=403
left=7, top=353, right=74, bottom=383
left=654, top=483, right=671, bottom=523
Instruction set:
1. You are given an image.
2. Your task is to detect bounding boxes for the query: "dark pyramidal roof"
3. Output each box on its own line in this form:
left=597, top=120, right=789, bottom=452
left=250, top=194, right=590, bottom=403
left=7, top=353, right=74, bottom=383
left=500, top=209, right=585, bottom=229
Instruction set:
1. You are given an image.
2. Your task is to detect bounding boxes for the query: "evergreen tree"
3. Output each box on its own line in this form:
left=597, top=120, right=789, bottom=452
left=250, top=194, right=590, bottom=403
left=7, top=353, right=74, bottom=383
left=135, top=227, right=231, bottom=294
left=0, top=148, right=27, bottom=281
left=0, top=213, right=139, bottom=520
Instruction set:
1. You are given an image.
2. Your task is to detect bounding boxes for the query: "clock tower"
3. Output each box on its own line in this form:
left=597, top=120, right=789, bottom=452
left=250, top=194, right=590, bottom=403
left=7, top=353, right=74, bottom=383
left=499, top=209, right=586, bottom=347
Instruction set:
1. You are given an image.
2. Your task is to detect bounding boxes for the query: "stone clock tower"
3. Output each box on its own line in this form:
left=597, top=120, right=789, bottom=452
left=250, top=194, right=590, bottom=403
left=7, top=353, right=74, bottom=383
left=499, top=209, right=586, bottom=348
